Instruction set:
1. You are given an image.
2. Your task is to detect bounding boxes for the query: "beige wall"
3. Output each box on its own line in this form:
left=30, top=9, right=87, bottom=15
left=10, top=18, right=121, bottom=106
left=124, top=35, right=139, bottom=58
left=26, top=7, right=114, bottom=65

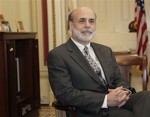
left=77, top=0, right=136, bottom=51
left=0, top=0, right=33, bottom=32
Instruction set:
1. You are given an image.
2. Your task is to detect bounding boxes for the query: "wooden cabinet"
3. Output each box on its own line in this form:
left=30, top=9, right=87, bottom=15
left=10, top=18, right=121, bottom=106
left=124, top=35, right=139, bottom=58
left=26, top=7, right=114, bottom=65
left=0, top=32, right=40, bottom=117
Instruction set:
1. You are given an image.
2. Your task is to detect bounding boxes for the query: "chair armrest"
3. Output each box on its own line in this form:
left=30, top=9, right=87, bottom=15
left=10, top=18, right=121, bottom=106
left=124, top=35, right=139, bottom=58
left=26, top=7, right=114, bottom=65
left=52, top=101, right=76, bottom=112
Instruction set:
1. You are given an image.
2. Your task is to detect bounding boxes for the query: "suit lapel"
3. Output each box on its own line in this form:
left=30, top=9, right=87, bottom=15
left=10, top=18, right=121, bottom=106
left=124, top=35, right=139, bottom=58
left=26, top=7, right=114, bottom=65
left=66, top=39, right=102, bottom=84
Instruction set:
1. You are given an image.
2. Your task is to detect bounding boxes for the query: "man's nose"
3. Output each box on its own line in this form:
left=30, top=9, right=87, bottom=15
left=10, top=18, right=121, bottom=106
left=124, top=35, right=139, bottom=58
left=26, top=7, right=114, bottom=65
left=85, top=20, right=90, bottom=27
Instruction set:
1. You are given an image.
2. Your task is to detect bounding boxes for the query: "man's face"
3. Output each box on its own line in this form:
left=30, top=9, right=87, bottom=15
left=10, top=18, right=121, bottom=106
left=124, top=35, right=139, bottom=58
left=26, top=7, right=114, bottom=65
left=69, top=8, right=96, bottom=45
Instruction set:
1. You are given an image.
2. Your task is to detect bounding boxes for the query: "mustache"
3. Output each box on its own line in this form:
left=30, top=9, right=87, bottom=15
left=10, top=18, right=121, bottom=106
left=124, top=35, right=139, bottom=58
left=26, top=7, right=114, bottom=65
left=81, top=28, right=93, bottom=33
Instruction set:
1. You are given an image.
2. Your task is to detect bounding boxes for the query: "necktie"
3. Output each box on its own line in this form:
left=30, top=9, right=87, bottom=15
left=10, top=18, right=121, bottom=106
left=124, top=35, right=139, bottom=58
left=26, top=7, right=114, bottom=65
left=83, top=46, right=107, bottom=86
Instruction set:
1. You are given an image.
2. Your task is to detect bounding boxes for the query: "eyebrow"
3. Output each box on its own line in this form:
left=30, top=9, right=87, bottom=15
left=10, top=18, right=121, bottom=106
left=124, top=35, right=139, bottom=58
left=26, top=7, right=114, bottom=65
left=78, top=18, right=95, bottom=20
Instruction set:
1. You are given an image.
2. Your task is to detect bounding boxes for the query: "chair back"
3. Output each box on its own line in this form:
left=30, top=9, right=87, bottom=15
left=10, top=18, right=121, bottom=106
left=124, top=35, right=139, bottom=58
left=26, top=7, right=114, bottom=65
left=115, top=54, right=147, bottom=90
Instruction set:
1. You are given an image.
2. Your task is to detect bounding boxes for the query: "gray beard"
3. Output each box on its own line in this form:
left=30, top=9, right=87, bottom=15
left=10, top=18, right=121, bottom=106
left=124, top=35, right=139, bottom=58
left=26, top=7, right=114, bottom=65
left=72, top=27, right=95, bottom=43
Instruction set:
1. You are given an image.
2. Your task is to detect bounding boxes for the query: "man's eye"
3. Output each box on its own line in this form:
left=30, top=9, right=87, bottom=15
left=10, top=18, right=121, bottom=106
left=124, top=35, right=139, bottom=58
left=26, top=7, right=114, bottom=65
left=79, top=19, right=85, bottom=23
left=89, top=20, right=95, bottom=24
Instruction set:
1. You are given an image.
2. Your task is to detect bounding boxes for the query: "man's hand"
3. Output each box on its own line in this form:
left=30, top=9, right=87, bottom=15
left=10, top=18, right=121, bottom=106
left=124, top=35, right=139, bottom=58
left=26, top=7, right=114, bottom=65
left=107, top=86, right=130, bottom=108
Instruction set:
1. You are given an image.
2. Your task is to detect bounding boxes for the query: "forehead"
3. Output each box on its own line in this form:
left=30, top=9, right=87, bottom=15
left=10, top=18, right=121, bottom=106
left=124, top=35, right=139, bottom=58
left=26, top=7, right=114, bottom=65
left=73, top=8, right=96, bottom=20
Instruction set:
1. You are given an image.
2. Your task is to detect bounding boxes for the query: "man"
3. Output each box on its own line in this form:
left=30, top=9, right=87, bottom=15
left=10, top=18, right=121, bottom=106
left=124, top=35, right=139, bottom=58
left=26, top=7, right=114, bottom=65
left=48, top=7, right=150, bottom=117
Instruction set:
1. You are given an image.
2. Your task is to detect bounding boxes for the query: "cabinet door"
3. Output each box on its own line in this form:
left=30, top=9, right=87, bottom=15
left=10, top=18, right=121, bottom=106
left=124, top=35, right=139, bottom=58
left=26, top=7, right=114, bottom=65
left=6, top=40, right=18, bottom=117
left=15, top=40, right=34, bottom=116
left=15, top=39, right=40, bottom=116
left=31, top=40, right=40, bottom=109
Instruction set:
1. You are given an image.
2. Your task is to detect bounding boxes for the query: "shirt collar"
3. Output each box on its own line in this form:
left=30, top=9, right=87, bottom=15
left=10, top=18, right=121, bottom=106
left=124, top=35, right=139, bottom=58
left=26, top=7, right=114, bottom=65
left=71, top=38, right=91, bottom=51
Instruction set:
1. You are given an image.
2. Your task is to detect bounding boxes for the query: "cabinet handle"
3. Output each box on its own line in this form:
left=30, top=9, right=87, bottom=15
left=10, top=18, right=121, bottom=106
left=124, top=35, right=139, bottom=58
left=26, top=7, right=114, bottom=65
left=15, top=58, right=21, bottom=92
left=9, top=48, right=14, bottom=52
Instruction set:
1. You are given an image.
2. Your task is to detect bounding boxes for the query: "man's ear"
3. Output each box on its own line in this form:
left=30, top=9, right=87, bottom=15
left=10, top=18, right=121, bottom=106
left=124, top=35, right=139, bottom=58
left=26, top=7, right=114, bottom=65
left=68, top=21, right=73, bottom=31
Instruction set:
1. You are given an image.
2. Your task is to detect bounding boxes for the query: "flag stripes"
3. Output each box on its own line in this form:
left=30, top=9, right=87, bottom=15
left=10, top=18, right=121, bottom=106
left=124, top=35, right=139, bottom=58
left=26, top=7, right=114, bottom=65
left=135, top=0, right=148, bottom=57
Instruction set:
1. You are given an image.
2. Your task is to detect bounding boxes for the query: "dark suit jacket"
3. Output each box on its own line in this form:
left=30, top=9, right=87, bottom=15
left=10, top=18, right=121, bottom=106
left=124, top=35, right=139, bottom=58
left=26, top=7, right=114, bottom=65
left=47, top=39, right=131, bottom=117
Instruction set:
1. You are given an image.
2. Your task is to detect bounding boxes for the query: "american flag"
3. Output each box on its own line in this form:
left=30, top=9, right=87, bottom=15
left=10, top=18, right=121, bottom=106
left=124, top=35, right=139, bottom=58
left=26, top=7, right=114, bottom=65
left=134, top=0, right=148, bottom=58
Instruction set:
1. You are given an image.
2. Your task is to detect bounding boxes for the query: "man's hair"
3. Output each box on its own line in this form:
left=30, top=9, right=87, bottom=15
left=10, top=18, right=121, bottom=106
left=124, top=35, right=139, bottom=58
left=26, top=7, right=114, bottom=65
left=68, top=11, right=74, bottom=22
left=67, top=11, right=74, bottom=30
